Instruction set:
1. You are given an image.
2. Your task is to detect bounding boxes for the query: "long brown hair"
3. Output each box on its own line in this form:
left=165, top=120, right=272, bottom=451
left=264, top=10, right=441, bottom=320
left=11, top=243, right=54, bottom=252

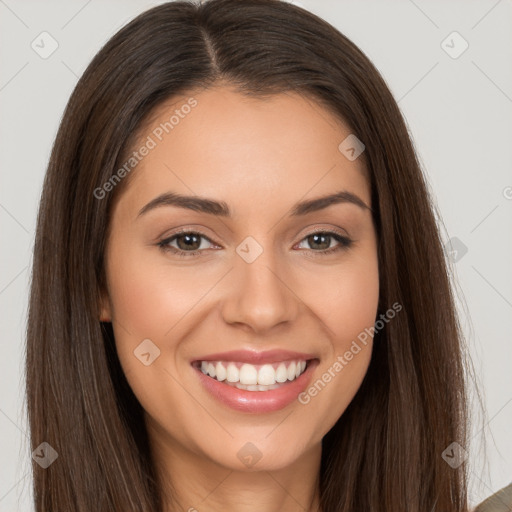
left=26, top=0, right=469, bottom=510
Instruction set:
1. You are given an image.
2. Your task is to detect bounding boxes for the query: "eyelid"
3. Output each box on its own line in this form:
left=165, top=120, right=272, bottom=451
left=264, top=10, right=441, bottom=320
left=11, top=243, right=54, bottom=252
left=158, top=228, right=219, bottom=250
left=295, top=224, right=351, bottom=240
left=156, top=225, right=218, bottom=244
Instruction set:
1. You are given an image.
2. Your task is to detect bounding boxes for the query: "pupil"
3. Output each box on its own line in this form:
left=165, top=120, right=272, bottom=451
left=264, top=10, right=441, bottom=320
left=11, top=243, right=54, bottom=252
left=310, top=233, right=329, bottom=250
left=178, top=234, right=200, bottom=250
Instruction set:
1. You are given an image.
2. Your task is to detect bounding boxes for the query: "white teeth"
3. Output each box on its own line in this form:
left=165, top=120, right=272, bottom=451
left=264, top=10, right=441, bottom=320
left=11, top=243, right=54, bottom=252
left=197, top=359, right=309, bottom=387
left=275, top=363, right=288, bottom=383
left=287, top=362, right=296, bottom=381
left=226, top=363, right=239, bottom=383
left=257, top=364, right=276, bottom=385
left=215, top=361, right=226, bottom=381
left=227, top=382, right=282, bottom=391
left=239, top=364, right=258, bottom=385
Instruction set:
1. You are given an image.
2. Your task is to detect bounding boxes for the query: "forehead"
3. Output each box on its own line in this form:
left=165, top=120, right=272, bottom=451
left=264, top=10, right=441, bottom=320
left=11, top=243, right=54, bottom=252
left=117, top=86, right=370, bottom=218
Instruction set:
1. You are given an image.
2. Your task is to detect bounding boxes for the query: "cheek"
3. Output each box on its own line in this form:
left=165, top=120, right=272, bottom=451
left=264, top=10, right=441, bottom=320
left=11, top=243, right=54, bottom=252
left=309, top=249, right=380, bottom=344
left=333, top=265, right=379, bottom=341
left=296, top=249, right=379, bottom=430
left=104, top=243, right=209, bottom=414
left=105, top=244, right=211, bottom=338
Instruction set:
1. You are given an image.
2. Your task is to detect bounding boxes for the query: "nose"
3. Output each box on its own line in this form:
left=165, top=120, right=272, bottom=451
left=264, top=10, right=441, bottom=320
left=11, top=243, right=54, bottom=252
left=220, top=242, right=301, bottom=334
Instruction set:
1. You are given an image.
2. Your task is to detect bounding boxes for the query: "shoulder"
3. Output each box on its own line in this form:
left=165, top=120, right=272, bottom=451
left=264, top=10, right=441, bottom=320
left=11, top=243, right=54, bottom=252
left=473, top=482, right=512, bottom=512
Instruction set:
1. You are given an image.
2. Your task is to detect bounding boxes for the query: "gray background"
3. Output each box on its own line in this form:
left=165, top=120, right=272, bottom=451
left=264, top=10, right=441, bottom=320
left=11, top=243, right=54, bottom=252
left=1, top=0, right=511, bottom=509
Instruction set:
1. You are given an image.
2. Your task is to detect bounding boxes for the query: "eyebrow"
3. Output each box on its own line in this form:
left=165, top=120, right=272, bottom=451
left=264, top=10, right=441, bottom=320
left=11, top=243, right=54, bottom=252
left=137, top=189, right=372, bottom=218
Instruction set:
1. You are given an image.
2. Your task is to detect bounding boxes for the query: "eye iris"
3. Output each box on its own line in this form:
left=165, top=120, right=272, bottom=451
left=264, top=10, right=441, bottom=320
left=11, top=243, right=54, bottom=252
left=308, top=233, right=330, bottom=250
left=177, top=233, right=201, bottom=251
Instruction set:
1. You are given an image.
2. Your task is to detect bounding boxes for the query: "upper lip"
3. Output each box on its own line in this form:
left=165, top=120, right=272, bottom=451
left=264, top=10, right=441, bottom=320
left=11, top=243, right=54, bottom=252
left=191, top=349, right=317, bottom=365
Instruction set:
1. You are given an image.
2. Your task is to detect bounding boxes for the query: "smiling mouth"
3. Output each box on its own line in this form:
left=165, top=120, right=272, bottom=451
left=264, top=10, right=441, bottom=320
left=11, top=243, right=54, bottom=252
left=191, top=359, right=313, bottom=391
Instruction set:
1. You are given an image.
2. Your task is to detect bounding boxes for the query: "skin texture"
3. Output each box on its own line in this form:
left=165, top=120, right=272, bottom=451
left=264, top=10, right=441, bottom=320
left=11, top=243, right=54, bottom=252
left=100, top=85, right=380, bottom=512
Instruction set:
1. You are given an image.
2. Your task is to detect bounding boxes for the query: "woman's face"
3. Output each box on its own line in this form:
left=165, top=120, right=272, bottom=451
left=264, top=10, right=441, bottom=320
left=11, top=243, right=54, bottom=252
left=101, top=85, right=379, bottom=472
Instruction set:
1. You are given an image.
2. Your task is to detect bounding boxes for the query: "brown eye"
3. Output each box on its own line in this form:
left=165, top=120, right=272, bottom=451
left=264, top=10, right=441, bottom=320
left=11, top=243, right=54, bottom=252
left=174, top=233, right=202, bottom=251
left=296, top=231, right=353, bottom=254
left=158, top=231, right=216, bottom=257
left=306, top=233, right=332, bottom=250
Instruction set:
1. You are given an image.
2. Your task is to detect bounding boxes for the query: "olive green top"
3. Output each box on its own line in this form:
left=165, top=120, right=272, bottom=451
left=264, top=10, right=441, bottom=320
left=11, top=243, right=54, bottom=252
left=474, top=482, right=512, bottom=512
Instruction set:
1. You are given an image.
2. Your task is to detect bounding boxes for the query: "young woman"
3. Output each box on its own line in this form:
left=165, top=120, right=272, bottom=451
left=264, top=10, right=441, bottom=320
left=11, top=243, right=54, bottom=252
left=26, top=0, right=478, bottom=510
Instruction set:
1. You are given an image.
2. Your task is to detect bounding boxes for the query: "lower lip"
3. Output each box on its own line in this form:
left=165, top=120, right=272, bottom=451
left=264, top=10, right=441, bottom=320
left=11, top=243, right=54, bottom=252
left=192, top=360, right=319, bottom=413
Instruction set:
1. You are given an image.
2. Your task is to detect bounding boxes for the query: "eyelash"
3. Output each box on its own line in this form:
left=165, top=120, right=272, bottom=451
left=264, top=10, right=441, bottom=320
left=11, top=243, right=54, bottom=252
left=157, top=228, right=353, bottom=258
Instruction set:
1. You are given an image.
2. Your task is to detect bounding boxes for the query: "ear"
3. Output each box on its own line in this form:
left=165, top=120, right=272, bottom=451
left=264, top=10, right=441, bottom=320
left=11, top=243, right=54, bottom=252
left=99, top=290, right=112, bottom=322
